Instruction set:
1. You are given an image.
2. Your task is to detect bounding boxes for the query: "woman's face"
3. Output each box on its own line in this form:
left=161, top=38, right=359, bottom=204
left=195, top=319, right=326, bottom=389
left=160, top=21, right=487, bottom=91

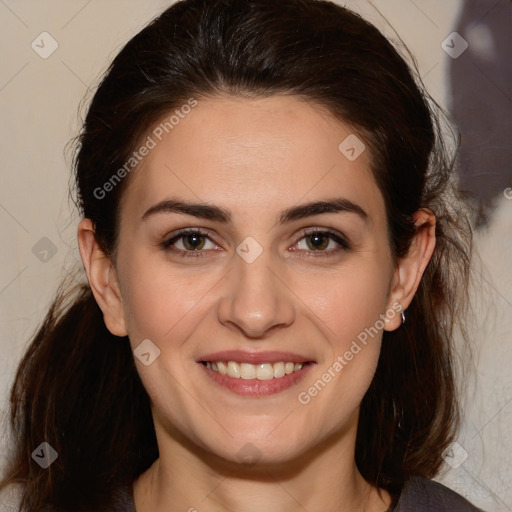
left=110, top=95, right=400, bottom=465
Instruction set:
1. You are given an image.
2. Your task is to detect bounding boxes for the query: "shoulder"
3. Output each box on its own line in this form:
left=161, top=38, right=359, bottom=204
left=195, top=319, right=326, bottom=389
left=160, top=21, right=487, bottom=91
left=394, top=476, right=485, bottom=512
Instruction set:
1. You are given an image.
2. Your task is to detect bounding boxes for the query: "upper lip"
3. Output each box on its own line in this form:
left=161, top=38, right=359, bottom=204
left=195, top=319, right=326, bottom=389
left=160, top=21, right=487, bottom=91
left=198, top=350, right=315, bottom=365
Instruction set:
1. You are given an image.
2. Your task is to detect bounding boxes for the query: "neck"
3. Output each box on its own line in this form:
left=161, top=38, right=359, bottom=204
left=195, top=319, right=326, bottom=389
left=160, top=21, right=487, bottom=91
left=133, top=421, right=391, bottom=512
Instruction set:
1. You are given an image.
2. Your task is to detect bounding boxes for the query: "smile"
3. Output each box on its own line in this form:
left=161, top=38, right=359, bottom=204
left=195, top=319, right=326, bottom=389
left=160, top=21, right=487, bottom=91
left=203, top=361, right=306, bottom=380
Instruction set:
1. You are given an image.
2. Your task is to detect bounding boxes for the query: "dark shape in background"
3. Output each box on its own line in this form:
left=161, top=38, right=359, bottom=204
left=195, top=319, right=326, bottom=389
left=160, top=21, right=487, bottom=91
left=449, top=0, right=512, bottom=228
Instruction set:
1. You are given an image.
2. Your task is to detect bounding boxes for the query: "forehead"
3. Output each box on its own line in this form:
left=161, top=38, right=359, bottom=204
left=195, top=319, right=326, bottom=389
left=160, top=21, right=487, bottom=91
left=119, top=94, right=385, bottom=226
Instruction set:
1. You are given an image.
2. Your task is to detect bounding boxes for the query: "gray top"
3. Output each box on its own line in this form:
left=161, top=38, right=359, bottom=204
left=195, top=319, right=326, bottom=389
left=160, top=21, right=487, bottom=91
left=111, top=476, right=485, bottom=511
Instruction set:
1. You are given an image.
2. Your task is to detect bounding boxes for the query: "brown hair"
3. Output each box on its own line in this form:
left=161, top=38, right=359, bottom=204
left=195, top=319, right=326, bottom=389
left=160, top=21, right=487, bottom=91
left=1, top=0, right=473, bottom=509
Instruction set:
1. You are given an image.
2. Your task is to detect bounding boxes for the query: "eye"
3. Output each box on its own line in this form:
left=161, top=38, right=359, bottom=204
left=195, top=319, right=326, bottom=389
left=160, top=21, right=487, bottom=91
left=159, top=227, right=350, bottom=259
left=292, top=229, right=350, bottom=256
left=160, top=229, right=219, bottom=258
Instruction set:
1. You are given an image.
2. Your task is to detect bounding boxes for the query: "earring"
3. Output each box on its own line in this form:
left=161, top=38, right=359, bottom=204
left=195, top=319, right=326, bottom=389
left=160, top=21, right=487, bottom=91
left=401, top=310, right=406, bottom=325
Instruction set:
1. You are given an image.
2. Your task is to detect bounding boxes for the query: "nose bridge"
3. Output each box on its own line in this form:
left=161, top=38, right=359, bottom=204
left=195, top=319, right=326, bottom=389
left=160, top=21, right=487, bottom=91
left=217, top=238, right=295, bottom=337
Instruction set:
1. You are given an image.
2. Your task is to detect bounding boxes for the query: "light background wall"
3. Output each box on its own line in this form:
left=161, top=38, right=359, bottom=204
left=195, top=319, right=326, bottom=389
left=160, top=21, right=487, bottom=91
left=0, top=1, right=510, bottom=510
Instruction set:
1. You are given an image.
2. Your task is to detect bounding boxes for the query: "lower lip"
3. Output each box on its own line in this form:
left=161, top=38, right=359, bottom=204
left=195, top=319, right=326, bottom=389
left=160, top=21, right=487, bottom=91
left=199, top=363, right=315, bottom=397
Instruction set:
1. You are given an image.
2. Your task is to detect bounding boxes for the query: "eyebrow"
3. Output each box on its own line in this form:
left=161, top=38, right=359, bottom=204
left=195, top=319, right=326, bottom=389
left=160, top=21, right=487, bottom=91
left=141, top=197, right=368, bottom=224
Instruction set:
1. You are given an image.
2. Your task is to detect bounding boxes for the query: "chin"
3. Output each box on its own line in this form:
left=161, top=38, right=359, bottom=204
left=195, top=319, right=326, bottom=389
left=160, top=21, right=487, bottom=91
left=193, top=426, right=317, bottom=469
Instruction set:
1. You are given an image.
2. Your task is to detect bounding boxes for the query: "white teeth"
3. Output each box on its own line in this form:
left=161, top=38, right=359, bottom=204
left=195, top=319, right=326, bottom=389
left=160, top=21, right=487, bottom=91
left=273, top=362, right=285, bottom=378
left=206, top=360, right=307, bottom=380
left=227, top=361, right=241, bottom=378
left=240, top=363, right=256, bottom=379
left=217, top=361, right=227, bottom=375
left=256, top=363, right=274, bottom=380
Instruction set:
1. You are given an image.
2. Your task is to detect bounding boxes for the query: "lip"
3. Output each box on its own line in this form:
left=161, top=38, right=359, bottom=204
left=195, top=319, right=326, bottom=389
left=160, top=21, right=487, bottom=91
left=199, top=362, right=315, bottom=397
left=198, top=350, right=314, bottom=365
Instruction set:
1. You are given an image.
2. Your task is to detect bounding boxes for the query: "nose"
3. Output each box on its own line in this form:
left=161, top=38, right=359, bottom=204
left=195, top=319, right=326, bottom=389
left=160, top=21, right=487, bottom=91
left=217, top=246, right=296, bottom=339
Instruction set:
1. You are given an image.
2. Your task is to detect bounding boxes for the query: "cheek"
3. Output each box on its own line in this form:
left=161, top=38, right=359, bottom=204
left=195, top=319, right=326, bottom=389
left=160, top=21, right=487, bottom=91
left=298, top=265, right=390, bottom=349
left=118, top=255, right=213, bottom=346
left=295, top=270, right=388, bottom=420
left=294, top=260, right=390, bottom=407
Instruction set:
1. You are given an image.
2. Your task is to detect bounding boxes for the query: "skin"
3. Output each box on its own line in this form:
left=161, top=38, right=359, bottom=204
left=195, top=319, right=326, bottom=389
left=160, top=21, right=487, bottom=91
left=78, top=95, right=436, bottom=512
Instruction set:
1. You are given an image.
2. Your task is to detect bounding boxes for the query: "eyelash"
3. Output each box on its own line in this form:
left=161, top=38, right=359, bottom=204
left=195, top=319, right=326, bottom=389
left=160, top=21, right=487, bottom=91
left=159, top=228, right=351, bottom=259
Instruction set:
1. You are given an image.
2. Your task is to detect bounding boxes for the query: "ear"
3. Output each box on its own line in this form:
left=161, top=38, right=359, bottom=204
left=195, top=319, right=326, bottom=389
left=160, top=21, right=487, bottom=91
left=77, top=218, right=128, bottom=337
left=384, top=208, right=436, bottom=332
